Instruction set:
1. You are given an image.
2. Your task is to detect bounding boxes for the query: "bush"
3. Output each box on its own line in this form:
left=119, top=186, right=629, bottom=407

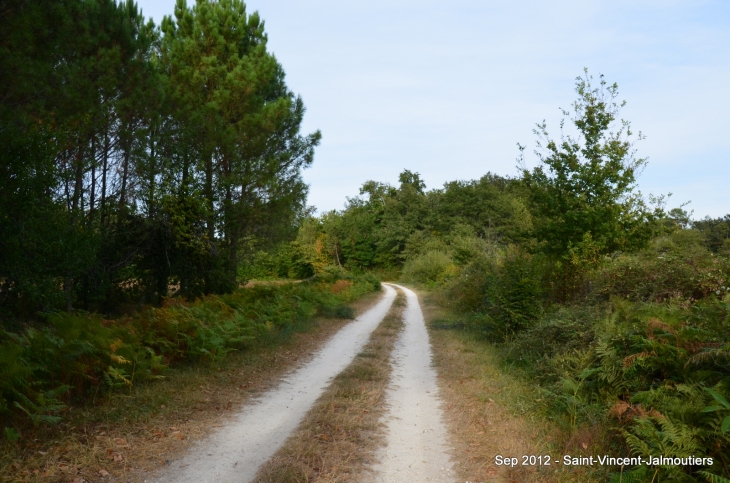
left=507, top=304, right=601, bottom=368
left=240, top=241, right=316, bottom=281
left=445, top=246, right=544, bottom=340
left=402, top=250, right=456, bottom=286
left=592, top=230, right=730, bottom=303
left=507, top=297, right=730, bottom=481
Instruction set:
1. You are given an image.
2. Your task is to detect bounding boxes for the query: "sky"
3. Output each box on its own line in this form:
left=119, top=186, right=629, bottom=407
left=136, top=0, right=730, bottom=219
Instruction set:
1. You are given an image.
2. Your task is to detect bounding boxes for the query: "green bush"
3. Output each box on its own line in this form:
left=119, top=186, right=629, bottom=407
left=592, top=230, right=730, bottom=303
left=505, top=297, right=730, bottom=482
left=240, top=241, right=316, bottom=281
left=402, top=250, right=456, bottom=286
left=446, top=247, right=544, bottom=339
left=506, top=304, right=601, bottom=367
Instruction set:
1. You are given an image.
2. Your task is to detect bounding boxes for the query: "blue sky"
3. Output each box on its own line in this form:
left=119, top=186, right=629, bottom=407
left=136, top=0, right=730, bottom=218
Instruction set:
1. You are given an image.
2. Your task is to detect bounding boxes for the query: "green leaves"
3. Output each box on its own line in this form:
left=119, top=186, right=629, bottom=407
left=698, top=471, right=730, bottom=483
left=0, top=275, right=378, bottom=428
left=520, top=70, right=661, bottom=299
left=1, top=0, right=320, bottom=314
left=702, top=388, right=730, bottom=433
left=158, top=0, right=320, bottom=291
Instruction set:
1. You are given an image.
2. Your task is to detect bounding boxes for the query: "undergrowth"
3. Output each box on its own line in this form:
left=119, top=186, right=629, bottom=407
left=429, top=230, right=730, bottom=482
left=0, top=273, right=380, bottom=441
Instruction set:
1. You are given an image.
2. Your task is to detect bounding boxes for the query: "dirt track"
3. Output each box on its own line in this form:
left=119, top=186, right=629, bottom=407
left=365, top=284, right=455, bottom=482
left=151, top=283, right=456, bottom=482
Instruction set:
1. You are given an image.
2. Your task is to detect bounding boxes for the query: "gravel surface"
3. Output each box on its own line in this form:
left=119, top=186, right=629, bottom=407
left=366, top=284, right=456, bottom=482
left=151, top=285, right=397, bottom=483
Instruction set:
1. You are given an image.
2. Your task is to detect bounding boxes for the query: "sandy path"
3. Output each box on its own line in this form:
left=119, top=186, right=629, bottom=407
left=367, top=284, right=456, bottom=482
left=152, top=285, right=397, bottom=483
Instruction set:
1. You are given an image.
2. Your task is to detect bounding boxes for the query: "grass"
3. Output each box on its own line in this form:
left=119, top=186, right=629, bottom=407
left=421, top=290, right=607, bottom=483
left=254, top=292, right=406, bottom=482
left=1, top=291, right=383, bottom=483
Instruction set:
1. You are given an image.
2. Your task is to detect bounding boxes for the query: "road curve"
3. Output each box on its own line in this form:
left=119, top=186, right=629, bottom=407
left=368, top=283, right=456, bottom=482
left=153, top=284, right=397, bottom=483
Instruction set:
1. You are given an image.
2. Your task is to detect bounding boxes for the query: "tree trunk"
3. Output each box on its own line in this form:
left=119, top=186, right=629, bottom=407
left=148, top=128, right=156, bottom=215
left=66, top=145, right=85, bottom=313
left=119, top=142, right=130, bottom=209
left=204, top=151, right=214, bottom=293
left=100, top=132, right=109, bottom=224
left=225, top=183, right=237, bottom=288
left=90, top=136, right=96, bottom=219
left=72, top=146, right=83, bottom=212
left=205, top=152, right=214, bottom=239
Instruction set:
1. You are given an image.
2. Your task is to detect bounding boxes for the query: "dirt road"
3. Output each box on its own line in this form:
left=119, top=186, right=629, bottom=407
left=366, top=284, right=455, bottom=482
left=152, top=285, right=396, bottom=483
left=152, top=283, right=455, bottom=482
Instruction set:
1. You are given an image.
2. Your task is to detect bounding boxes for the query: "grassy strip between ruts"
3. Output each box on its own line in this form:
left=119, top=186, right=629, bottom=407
left=422, top=289, right=605, bottom=483
left=1, top=289, right=383, bottom=483
left=254, top=291, right=406, bottom=483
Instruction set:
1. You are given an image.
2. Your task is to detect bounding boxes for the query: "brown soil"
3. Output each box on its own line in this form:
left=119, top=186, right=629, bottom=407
left=254, top=292, right=406, bottom=482
left=2, top=292, right=383, bottom=483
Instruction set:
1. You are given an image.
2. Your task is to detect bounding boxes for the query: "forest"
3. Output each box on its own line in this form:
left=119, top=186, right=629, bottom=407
left=0, top=0, right=320, bottom=319
left=2, top=0, right=730, bottom=482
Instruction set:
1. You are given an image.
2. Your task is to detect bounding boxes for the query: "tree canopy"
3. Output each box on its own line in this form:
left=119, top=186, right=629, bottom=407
left=519, top=70, right=659, bottom=263
left=0, top=0, right=319, bottom=318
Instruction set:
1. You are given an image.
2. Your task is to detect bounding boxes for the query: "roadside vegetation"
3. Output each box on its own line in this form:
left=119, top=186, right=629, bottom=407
left=0, top=272, right=379, bottom=431
left=1, top=273, right=380, bottom=481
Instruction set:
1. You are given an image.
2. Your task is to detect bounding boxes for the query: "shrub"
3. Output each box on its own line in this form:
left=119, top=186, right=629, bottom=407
left=592, top=230, right=730, bottom=303
left=402, top=250, right=456, bottom=286
left=240, top=241, right=316, bottom=281
left=514, top=297, right=730, bottom=481
left=445, top=246, right=544, bottom=340
left=507, top=304, right=601, bottom=368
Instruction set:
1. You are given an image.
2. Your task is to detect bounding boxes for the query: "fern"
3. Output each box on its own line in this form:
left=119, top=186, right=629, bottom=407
left=698, top=471, right=730, bottom=483
left=702, top=387, right=730, bottom=433
left=624, top=416, right=701, bottom=458
left=609, top=466, right=652, bottom=483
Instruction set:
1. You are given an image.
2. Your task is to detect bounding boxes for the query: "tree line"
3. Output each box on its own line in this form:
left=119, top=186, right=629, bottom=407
left=0, top=0, right=320, bottom=319
left=268, top=72, right=728, bottom=300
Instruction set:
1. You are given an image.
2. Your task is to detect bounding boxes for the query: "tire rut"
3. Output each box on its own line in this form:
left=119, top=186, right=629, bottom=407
left=365, top=284, right=456, bottom=482
left=152, top=285, right=397, bottom=483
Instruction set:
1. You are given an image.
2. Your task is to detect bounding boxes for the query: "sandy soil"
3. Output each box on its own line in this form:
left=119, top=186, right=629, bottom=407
left=253, top=291, right=406, bottom=482
left=365, top=284, right=456, bottom=482
left=150, top=285, right=397, bottom=483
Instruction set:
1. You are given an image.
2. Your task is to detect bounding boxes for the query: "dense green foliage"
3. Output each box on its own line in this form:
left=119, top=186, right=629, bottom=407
left=519, top=72, right=663, bottom=300
left=520, top=72, right=658, bottom=260
left=0, top=274, right=379, bottom=430
left=0, top=0, right=318, bottom=319
left=281, top=171, right=531, bottom=274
